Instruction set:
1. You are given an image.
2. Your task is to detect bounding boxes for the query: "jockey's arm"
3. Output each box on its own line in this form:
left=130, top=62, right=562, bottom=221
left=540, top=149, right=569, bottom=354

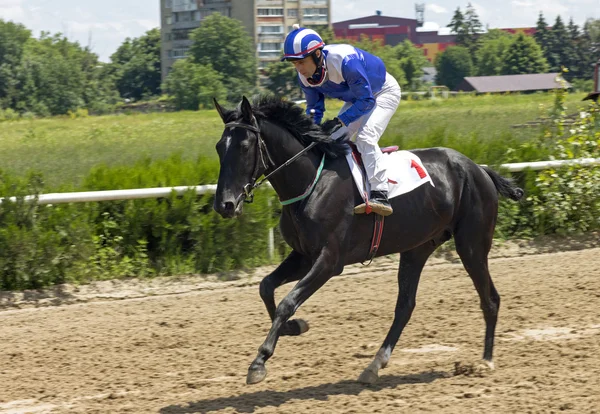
left=337, top=58, right=376, bottom=126
left=301, top=83, right=325, bottom=124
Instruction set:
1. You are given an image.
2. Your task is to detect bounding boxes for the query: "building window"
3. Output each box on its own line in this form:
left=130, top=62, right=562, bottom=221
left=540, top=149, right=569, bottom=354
left=165, top=0, right=172, bottom=8
left=168, top=47, right=189, bottom=59
left=173, top=29, right=192, bottom=40
left=166, top=15, right=173, bottom=25
left=258, top=25, right=283, bottom=34
left=174, top=11, right=195, bottom=22
left=259, top=42, right=283, bottom=51
left=172, top=0, right=197, bottom=8
left=288, top=9, right=298, bottom=17
left=258, top=42, right=283, bottom=58
left=303, top=8, right=328, bottom=17
left=257, top=8, right=284, bottom=16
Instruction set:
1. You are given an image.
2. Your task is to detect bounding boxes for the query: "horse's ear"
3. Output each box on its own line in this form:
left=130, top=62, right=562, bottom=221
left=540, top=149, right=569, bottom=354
left=213, top=98, right=227, bottom=124
left=241, top=95, right=253, bottom=122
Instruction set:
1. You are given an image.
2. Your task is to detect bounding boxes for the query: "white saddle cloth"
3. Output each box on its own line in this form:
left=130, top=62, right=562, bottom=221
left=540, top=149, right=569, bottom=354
left=346, top=148, right=435, bottom=202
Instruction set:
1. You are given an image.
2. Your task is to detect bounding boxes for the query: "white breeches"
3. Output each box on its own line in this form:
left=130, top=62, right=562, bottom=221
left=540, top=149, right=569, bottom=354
left=332, top=73, right=401, bottom=192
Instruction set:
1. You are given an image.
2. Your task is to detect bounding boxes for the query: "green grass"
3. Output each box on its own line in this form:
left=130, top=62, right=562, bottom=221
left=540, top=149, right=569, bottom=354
left=0, top=111, right=225, bottom=187
left=0, top=91, right=589, bottom=188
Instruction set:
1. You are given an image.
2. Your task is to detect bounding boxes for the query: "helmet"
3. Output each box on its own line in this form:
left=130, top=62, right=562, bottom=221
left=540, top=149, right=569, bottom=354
left=281, top=25, right=325, bottom=61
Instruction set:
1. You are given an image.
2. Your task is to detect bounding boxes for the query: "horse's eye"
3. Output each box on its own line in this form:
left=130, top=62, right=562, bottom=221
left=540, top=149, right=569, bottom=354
left=240, top=140, right=251, bottom=151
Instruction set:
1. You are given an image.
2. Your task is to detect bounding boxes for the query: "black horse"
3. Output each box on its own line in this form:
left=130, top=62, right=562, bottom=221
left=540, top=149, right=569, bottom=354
left=213, top=95, right=524, bottom=385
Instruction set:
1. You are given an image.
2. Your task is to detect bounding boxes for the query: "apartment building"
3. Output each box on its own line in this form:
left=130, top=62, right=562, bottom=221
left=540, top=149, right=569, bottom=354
left=160, top=0, right=331, bottom=81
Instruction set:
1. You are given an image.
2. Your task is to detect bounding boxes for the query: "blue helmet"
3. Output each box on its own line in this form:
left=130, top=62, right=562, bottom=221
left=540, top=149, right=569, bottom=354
left=281, top=25, right=325, bottom=61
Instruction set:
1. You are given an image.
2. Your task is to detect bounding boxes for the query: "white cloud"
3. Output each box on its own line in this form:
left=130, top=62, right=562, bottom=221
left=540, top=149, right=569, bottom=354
left=135, top=19, right=159, bottom=31
left=510, top=0, right=569, bottom=16
left=0, top=0, right=25, bottom=21
left=426, top=4, right=448, bottom=14
left=66, top=21, right=128, bottom=35
left=0, top=0, right=23, bottom=6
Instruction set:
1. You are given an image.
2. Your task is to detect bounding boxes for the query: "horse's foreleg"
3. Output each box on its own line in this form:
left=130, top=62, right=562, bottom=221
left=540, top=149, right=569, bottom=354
left=259, top=250, right=312, bottom=336
left=247, top=248, right=337, bottom=385
left=359, top=243, right=437, bottom=384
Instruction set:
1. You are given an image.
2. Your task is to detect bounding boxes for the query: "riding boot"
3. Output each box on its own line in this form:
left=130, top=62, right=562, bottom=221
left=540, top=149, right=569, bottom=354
left=354, top=190, right=394, bottom=216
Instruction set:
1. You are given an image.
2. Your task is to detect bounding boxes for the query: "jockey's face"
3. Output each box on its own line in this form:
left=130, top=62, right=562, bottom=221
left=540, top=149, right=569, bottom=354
left=290, top=50, right=321, bottom=79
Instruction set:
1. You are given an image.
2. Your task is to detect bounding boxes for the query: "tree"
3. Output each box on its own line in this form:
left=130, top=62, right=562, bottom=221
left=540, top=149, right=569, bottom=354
left=108, top=28, right=161, bottom=100
left=8, top=31, right=120, bottom=116
left=564, top=18, right=583, bottom=80
left=435, top=46, right=473, bottom=90
left=447, top=7, right=468, bottom=46
left=392, top=40, right=431, bottom=89
left=15, top=33, right=97, bottom=115
left=189, top=14, right=257, bottom=100
left=337, top=36, right=407, bottom=88
left=546, top=16, right=570, bottom=72
left=579, top=19, right=600, bottom=81
left=583, top=18, right=600, bottom=56
left=475, top=30, right=514, bottom=76
left=0, top=20, right=119, bottom=115
left=501, top=33, right=549, bottom=75
left=463, top=3, right=483, bottom=57
left=305, top=25, right=335, bottom=44
left=0, top=20, right=31, bottom=109
left=447, top=4, right=482, bottom=63
left=164, top=60, right=227, bottom=110
left=534, top=12, right=551, bottom=54
left=263, top=60, right=300, bottom=97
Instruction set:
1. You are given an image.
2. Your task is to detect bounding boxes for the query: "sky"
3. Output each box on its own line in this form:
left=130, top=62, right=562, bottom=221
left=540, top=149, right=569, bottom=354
left=0, top=0, right=598, bottom=62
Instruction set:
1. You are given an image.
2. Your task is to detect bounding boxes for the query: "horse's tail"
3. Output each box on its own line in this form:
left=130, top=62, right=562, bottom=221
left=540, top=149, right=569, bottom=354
left=480, top=166, right=524, bottom=201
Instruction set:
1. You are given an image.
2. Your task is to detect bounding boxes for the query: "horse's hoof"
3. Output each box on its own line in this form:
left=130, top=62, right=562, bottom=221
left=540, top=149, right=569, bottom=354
left=358, top=368, right=379, bottom=385
left=481, top=359, right=495, bottom=371
left=281, top=319, right=310, bottom=336
left=246, top=364, right=267, bottom=385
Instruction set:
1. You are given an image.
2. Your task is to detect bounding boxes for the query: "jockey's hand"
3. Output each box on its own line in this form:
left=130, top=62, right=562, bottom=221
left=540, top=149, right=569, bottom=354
left=321, top=117, right=343, bottom=135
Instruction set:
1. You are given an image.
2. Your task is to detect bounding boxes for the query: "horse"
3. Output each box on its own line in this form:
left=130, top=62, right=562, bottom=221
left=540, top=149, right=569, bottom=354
left=212, top=95, right=524, bottom=385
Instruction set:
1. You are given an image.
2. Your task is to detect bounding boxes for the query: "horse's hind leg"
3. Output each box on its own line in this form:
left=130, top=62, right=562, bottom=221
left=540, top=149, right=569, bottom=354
left=259, top=250, right=312, bottom=336
left=359, top=242, right=438, bottom=384
left=454, top=216, right=499, bottom=368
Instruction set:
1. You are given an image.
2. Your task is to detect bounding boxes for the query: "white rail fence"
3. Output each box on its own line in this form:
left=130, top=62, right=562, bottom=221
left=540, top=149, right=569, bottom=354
left=2, top=157, right=600, bottom=205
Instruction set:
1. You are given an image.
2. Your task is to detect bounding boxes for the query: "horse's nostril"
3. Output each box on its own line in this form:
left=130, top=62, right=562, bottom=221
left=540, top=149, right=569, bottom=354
left=223, top=201, right=235, bottom=212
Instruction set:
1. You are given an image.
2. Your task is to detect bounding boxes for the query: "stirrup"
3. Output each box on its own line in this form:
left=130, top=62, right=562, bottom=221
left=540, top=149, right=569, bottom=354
left=354, top=200, right=393, bottom=216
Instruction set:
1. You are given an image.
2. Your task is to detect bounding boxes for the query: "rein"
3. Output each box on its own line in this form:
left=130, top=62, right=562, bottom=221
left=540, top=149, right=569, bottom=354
left=224, top=120, right=324, bottom=205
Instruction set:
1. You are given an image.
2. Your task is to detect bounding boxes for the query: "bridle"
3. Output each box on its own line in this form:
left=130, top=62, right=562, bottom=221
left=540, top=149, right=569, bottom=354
left=223, top=117, right=319, bottom=205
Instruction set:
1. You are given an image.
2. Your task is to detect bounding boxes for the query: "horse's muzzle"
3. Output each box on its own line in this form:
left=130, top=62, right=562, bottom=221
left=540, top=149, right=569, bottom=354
left=214, top=196, right=244, bottom=218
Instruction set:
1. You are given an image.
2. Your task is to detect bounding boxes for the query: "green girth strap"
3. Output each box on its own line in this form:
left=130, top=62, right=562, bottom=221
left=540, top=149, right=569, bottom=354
left=280, top=154, right=326, bottom=206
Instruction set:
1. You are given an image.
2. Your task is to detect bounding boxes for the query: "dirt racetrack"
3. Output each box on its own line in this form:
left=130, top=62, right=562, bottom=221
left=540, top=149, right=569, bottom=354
left=1, top=244, right=600, bottom=413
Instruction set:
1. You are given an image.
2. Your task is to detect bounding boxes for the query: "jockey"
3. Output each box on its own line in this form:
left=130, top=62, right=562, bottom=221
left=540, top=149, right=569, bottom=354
left=281, top=24, right=401, bottom=217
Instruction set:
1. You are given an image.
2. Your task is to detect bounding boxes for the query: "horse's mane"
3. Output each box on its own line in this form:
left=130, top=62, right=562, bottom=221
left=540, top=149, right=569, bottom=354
left=226, top=94, right=350, bottom=159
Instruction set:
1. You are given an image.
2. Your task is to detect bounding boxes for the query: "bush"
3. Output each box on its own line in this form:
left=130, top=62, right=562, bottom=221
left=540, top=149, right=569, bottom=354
left=0, top=154, right=284, bottom=290
left=0, top=108, right=19, bottom=122
left=500, top=89, right=600, bottom=236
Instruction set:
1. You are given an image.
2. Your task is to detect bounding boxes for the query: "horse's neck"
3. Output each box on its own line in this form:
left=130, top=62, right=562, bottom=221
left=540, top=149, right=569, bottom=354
left=263, top=125, right=322, bottom=203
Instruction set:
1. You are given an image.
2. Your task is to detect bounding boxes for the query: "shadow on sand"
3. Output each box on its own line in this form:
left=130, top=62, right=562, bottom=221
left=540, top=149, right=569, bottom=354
left=160, top=370, right=449, bottom=414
